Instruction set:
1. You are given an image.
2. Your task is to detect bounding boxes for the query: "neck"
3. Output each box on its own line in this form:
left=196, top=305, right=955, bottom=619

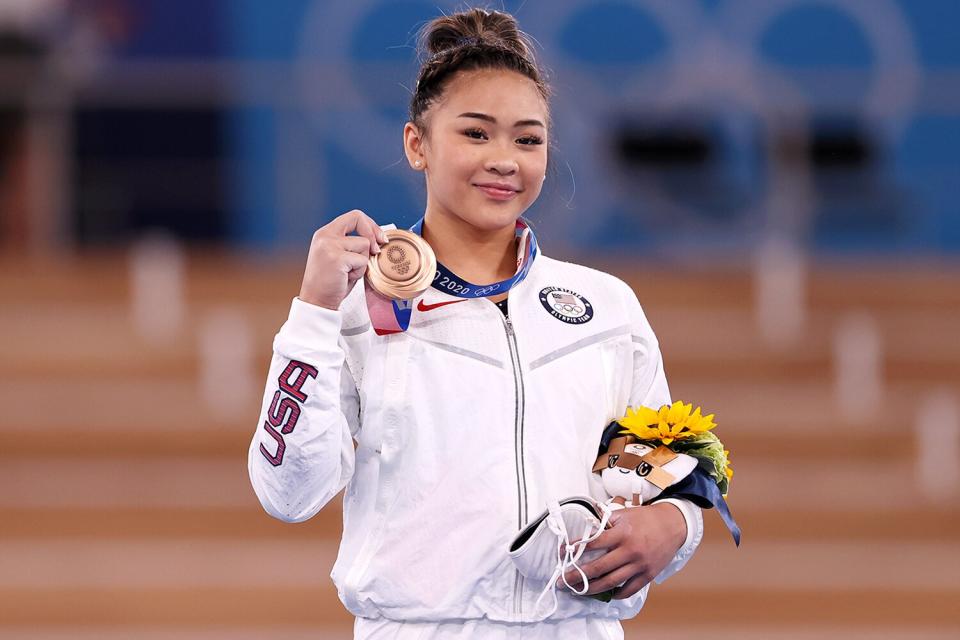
left=421, top=210, right=518, bottom=285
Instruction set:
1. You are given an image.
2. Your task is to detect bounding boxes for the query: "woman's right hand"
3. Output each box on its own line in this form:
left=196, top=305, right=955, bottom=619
left=298, top=209, right=387, bottom=310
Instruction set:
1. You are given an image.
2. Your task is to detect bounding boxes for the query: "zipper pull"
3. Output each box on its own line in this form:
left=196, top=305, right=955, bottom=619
left=504, top=315, right=514, bottom=336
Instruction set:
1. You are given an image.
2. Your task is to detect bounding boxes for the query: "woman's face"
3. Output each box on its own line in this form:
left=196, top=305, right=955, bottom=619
left=408, top=68, right=549, bottom=233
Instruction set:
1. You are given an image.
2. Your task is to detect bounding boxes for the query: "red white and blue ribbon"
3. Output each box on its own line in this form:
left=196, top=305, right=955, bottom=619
left=366, top=218, right=538, bottom=335
left=410, top=217, right=538, bottom=300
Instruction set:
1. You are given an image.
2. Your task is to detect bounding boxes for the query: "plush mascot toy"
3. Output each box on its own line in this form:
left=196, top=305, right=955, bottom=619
left=593, top=401, right=739, bottom=544
left=593, top=437, right=699, bottom=509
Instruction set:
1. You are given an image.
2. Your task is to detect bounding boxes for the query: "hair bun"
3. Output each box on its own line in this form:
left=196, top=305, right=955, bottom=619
left=410, top=8, right=549, bottom=127
left=423, top=8, right=528, bottom=59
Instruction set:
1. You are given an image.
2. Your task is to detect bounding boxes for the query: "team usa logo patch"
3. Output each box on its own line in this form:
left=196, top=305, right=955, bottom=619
left=539, top=287, right=593, bottom=324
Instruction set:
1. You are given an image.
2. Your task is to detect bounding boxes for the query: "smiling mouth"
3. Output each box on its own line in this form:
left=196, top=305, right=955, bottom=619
left=475, top=184, right=520, bottom=200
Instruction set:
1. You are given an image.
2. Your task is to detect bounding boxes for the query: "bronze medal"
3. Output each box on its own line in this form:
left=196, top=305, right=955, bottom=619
left=365, top=229, right=437, bottom=300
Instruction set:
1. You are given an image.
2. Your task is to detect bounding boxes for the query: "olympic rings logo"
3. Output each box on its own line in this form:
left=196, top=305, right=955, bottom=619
left=295, top=0, right=923, bottom=252
left=474, top=284, right=501, bottom=297
left=553, top=303, right=584, bottom=315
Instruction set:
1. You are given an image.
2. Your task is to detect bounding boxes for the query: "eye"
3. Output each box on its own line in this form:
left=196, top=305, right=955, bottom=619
left=463, top=128, right=488, bottom=140
left=517, top=135, right=544, bottom=146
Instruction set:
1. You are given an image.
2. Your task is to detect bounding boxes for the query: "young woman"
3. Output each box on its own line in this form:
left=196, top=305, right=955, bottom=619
left=248, top=8, right=703, bottom=639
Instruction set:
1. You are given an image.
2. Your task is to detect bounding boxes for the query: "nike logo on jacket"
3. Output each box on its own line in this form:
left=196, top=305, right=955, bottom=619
left=417, top=299, right=468, bottom=312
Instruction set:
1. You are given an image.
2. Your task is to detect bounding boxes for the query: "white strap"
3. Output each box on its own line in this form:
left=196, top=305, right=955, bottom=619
left=531, top=501, right=613, bottom=620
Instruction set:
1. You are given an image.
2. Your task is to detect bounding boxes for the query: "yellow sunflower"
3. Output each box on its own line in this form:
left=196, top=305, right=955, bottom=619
left=617, top=401, right=717, bottom=445
left=722, top=449, right=733, bottom=496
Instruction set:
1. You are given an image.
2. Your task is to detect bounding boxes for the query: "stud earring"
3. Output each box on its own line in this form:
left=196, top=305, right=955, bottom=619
left=414, top=160, right=423, bottom=168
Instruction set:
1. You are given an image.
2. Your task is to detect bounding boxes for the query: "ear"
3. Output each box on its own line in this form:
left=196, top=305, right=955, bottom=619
left=403, top=122, right=426, bottom=170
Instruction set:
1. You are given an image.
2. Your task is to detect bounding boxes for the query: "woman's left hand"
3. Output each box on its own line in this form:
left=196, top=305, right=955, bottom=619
left=559, top=502, right=687, bottom=599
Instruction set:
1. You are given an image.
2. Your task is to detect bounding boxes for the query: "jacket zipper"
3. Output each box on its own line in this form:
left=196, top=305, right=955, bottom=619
left=504, top=314, right=528, bottom=618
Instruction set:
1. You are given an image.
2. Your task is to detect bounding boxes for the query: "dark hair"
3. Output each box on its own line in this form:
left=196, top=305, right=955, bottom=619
left=410, top=8, right=550, bottom=132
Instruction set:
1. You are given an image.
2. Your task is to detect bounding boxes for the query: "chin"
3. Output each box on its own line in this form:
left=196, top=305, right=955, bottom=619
left=469, top=201, right=528, bottom=230
left=471, top=211, right=522, bottom=231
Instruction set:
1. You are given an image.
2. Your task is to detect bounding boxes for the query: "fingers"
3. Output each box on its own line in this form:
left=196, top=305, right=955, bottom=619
left=340, top=235, right=375, bottom=255
left=300, top=210, right=386, bottom=310
left=561, top=546, right=626, bottom=590
left=328, top=209, right=386, bottom=254
left=339, top=251, right=369, bottom=275
left=559, top=548, right=635, bottom=596
left=561, top=549, right=651, bottom=597
left=582, top=522, right=624, bottom=553
left=583, top=565, right=638, bottom=596
left=346, top=264, right=368, bottom=288
left=557, top=520, right=625, bottom=586
left=612, top=573, right=651, bottom=600
left=329, top=209, right=370, bottom=235
left=359, top=215, right=387, bottom=255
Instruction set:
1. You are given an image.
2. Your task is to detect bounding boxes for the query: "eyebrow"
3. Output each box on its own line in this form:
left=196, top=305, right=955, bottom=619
left=457, top=112, right=545, bottom=128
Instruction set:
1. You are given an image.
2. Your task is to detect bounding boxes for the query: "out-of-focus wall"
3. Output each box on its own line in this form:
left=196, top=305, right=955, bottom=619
left=0, top=0, right=957, bottom=256
left=227, top=0, right=960, bottom=256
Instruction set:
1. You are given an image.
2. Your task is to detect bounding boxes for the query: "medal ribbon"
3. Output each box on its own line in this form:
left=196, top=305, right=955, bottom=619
left=366, top=218, right=538, bottom=335
left=410, top=217, right=538, bottom=299
left=363, top=287, right=415, bottom=336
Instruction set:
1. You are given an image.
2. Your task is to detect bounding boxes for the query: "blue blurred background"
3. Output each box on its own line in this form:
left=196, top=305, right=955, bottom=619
left=2, top=0, right=957, bottom=255
left=1, top=1, right=958, bottom=639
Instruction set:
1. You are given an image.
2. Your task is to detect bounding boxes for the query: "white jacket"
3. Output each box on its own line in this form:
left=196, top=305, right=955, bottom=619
left=248, top=253, right=703, bottom=623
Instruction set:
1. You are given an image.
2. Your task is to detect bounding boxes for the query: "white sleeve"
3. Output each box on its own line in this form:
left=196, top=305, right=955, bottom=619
left=247, top=297, right=361, bottom=523
left=652, top=497, right=704, bottom=583
left=625, top=284, right=704, bottom=582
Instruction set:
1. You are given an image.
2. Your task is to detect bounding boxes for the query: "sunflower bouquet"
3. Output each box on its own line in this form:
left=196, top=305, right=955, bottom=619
left=593, top=401, right=739, bottom=545
left=507, top=400, right=739, bottom=612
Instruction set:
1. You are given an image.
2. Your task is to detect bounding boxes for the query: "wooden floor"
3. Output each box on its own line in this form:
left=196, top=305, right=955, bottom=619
left=1, top=253, right=958, bottom=638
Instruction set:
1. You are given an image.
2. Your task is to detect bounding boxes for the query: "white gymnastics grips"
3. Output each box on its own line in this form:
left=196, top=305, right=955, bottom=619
left=508, top=496, right=613, bottom=619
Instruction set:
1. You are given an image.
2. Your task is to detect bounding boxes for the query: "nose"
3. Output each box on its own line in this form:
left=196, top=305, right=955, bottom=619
left=484, top=155, right=519, bottom=176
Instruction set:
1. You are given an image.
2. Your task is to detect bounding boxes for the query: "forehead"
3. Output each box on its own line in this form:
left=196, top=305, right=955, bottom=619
left=433, top=68, right=548, bottom=122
